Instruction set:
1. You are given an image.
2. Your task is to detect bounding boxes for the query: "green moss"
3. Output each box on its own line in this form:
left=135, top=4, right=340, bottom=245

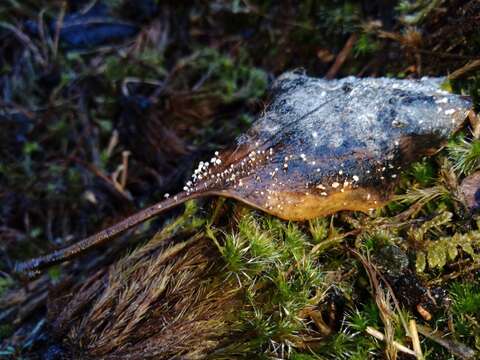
left=348, top=303, right=381, bottom=333
left=353, top=33, right=380, bottom=58
left=308, top=217, right=329, bottom=244
left=449, top=282, right=480, bottom=349
left=47, top=265, right=62, bottom=281
left=317, top=2, right=361, bottom=36
left=0, top=277, right=12, bottom=297
left=209, top=212, right=327, bottom=354
left=359, top=230, right=395, bottom=252
left=2, top=1, right=480, bottom=358
left=290, top=352, right=320, bottom=360
left=408, top=160, right=437, bottom=187
left=396, top=0, right=443, bottom=24
left=0, top=324, right=13, bottom=341
left=183, top=48, right=268, bottom=103
left=104, top=50, right=166, bottom=82
left=451, top=282, right=480, bottom=315
left=448, top=137, right=480, bottom=175
left=283, top=223, right=309, bottom=260
left=317, top=330, right=379, bottom=360
left=416, top=230, right=480, bottom=272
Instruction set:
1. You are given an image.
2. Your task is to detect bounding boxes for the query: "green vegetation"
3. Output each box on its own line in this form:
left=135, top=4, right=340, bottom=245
left=1, top=0, right=480, bottom=359
left=449, top=137, right=480, bottom=175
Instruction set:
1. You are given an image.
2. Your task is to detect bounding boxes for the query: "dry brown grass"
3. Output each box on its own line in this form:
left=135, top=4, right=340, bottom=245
left=46, top=226, right=242, bottom=359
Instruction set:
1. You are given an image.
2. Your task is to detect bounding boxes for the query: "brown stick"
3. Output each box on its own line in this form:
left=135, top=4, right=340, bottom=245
left=409, top=319, right=424, bottom=360
left=416, top=324, right=476, bottom=359
left=365, top=326, right=416, bottom=356
left=325, top=33, right=358, bottom=79
left=14, top=191, right=208, bottom=278
left=448, top=59, right=480, bottom=81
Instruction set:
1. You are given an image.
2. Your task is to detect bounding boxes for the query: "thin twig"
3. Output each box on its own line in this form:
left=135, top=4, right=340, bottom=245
left=467, top=110, right=480, bottom=139
left=37, top=9, right=49, bottom=62
left=448, top=60, right=480, bottom=81
left=53, top=2, right=67, bottom=60
left=325, top=33, right=358, bottom=79
left=366, top=326, right=416, bottom=356
left=416, top=324, right=476, bottom=360
left=0, top=21, right=46, bottom=66
left=120, top=151, right=131, bottom=191
left=409, top=319, right=424, bottom=360
left=70, top=156, right=133, bottom=203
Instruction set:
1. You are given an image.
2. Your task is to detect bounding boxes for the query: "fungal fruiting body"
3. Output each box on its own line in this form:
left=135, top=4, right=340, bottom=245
left=15, top=72, right=472, bottom=276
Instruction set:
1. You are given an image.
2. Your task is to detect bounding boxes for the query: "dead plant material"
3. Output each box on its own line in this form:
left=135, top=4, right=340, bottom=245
left=408, top=319, right=424, bottom=360
left=366, top=326, right=416, bottom=357
left=48, top=235, right=241, bottom=359
left=448, top=59, right=480, bottom=81
left=352, top=249, right=399, bottom=360
left=416, top=323, right=476, bottom=360
left=459, top=171, right=480, bottom=213
left=325, top=33, right=358, bottom=79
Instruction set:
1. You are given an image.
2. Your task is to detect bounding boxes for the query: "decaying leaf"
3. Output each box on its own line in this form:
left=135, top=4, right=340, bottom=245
left=459, top=171, right=480, bottom=213
left=16, top=72, right=472, bottom=276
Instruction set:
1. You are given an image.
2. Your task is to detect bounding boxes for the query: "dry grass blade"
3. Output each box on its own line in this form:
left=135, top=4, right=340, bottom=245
left=366, top=326, right=416, bottom=357
left=0, top=21, right=46, bottom=65
left=351, top=249, right=400, bottom=360
left=58, top=236, right=241, bottom=359
left=409, top=319, right=423, bottom=360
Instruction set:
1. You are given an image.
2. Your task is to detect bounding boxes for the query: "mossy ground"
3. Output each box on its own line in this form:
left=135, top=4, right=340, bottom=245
left=1, top=1, right=480, bottom=359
